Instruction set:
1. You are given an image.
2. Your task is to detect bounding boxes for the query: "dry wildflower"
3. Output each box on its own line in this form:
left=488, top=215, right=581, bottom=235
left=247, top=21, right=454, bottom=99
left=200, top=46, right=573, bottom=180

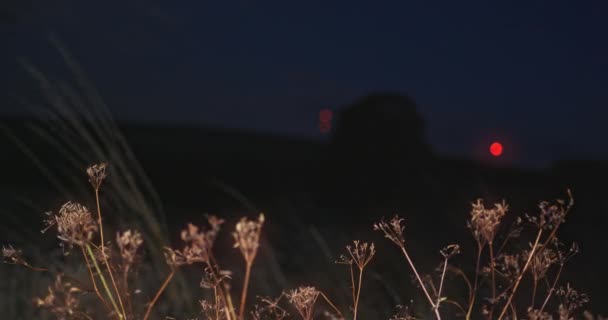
left=556, top=283, right=589, bottom=319
left=526, top=194, right=573, bottom=230
left=2, top=244, right=24, bottom=265
left=117, top=229, right=143, bottom=269
left=287, top=286, right=320, bottom=320
left=34, top=274, right=83, bottom=320
left=556, top=242, right=579, bottom=265
left=251, top=295, right=288, bottom=320
left=45, top=202, right=98, bottom=250
left=496, top=253, right=522, bottom=283
left=527, top=245, right=558, bottom=282
left=373, top=215, right=406, bottom=246
left=440, top=244, right=460, bottom=259
left=200, top=267, right=231, bottom=289
left=389, top=303, right=417, bottom=320
left=346, top=241, right=375, bottom=270
left=233, top=213, right=265, bottom=263
left=200, top=299, right=227, bottom=320
left=165, top=222, right=218, bottom=267
left=2, top=244, right=47, bottom=271
left=86, top=162, right=108, bottom=191
left=468, top=199, right=508, bottom=246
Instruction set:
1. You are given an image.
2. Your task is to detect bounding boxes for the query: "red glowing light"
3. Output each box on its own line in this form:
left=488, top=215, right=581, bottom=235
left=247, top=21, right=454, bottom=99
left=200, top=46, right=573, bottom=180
left=490, top=142, right=503, bottom=157
left=319, top=109, right=333, bottom=133
left=319, top=109, right=333, bottom=122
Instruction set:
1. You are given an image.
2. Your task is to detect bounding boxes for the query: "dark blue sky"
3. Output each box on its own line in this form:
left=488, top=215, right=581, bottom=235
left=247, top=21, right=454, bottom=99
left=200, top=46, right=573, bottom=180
left=1, top=0, right=607, bottom=167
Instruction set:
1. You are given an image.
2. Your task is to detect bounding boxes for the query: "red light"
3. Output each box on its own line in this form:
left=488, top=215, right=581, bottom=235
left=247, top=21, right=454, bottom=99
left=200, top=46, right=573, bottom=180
left=319, top=109, right=333, bottom=122
left=490, top=142, right=503, bottom=157
left=319, top=109, right=333, bottom=134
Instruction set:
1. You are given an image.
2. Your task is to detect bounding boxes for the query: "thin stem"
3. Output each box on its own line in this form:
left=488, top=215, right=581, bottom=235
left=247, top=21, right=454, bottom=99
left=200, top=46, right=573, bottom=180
left=466, top=243, right=483, bottom=320
left=320, top=291, right=345, bottom=319
left=349, top=263, right=356, bottom=308
left=489, top=242, right=496, bottom=319
left=214, top=286, right=220, bottom=320
left=531, top=278, right=538, bottom=308
left=398, top=245, right=441, bottom=319
left=123, top=267, right=134, bottom=318
left=95, top=189, right=127, bottom=319
left=143, top=268, right=176, bottom=320
left=509, top=301, right=518, bottom=320
left=498, top=229, right=543, bottom=320
left=239, top=261, right=253, bottom=319
left=223, top=281, right=237, bottom=320
left=538, top=263, right=564, bottom=314
left=437, top=258, right=449, bottom=307
left=82, top=246, right=112, bottom=314
left=353, top=267, right=364, bottom=320
left=86, top=244, right=123, bottom=320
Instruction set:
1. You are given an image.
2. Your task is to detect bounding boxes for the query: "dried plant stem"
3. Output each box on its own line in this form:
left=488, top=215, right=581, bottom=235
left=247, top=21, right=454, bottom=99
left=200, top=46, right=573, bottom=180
left=320, top=291, right=345, bottom=319
left=95, top=189, right=127, bottom=319
left=488, top=242, right=497, bottom=318
left=349, top=263, right=356, bottom=305
left=239, top=260, right=253, bottom=320
left=538, top=263, right=564, bottom=314
left=531, top=278, right=538, bottom=308
left=85, top=244, right=123, bottom=320
left=223, top=281, right=237, bottom=320
left=436, top=258, right=449, bottom=308
left=207, top=256, right=236, bottom=320
left=81, top=246, right=112, bottom=314
left=123, top=268, right=134, bottom=318
left=465, top=244, right=483, bottom=320
left=498, top=229, right=543, bottom=320
left=351, top=267, right=364, bottom=320
left=143, top=268, right=175, bottom=320
left=398, top=246, right=441, bottom=319
left=214, top=286, right=220, bottom=320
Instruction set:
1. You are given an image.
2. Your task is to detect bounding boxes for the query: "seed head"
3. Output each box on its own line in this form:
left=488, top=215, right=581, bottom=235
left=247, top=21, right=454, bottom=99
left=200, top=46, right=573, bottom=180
left=47, top=202, right=98, bottom=250
left=34, top=274, right=82, bottom=319
left=557, top=283, right=589, bottom=319
left=117, top=229, right=143, bottom=269
left=440, top=244, right=461, bottom=259
left=286, top=286, right=320, bottom=320
left=373, top=215, right=406, bottom=246
left=2, top=244, right=23, bottom=265
left=345, top=240, right=375, bottom=270
left=468, top=199, right=508, bottom=245
left=86, top=162, right=108, bottom=191
left=233, top=213, right=265, bottom=264
left=527, top=245, right=558, bottom=282
left=165, top=216, right=223, bottom=267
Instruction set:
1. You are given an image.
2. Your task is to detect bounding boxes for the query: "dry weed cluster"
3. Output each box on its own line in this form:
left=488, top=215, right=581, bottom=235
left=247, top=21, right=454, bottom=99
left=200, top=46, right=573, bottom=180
left=2, top=164, right=605, bottom=319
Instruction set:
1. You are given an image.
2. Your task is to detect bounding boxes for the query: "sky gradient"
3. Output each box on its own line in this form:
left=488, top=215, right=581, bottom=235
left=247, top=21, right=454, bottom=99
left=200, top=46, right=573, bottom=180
left=1, top=0, right=607, bottom=167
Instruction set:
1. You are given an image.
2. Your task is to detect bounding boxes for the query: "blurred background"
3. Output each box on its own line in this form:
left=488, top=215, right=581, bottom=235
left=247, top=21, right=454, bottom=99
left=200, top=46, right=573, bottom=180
left=1, top=1, right=607, bottom=319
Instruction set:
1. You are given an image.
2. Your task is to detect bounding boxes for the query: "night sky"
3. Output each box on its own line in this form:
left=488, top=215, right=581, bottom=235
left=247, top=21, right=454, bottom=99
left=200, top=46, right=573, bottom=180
left=1, top=0, right=607, bottom=167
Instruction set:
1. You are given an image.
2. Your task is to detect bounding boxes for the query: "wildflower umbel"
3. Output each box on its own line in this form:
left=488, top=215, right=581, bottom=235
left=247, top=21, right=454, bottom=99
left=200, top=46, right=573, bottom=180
left=45, top=202, right=98, bottom=248
left=34, top=274, right=83, bottom=320
left=287, top=286, right=320, bottom=320
left=251, top=295, right=289, bottom=320
left=346, top=241, right=375, bottom=270
left=373, top=215, right=406, bottom=246
left=233, top=213, right=265, bottom=263
left=2, top=244, right=23, bottom=265
left=86, top=162, right=108, bottom=191
left=165, top=223, right=214, bottom=267
left=116, top=230, right=143, bottom=269
left=468, top=199, right=508, bottom=246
